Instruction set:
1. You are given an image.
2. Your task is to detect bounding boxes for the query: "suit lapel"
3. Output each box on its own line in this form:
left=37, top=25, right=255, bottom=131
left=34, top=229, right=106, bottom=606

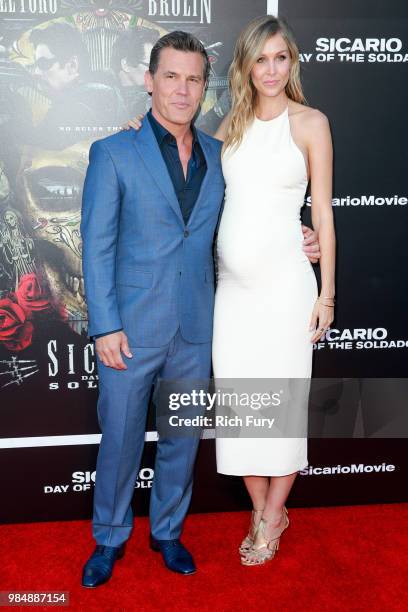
left=131, top=120, right=217, bottom=228
left=186, top=129, right=215, bottom=228
left=131, top=119, right=184, bottom=226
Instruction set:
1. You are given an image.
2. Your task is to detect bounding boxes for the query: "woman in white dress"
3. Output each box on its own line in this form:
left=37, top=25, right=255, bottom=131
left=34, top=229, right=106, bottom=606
left=212, top=16, right=335, bottom=565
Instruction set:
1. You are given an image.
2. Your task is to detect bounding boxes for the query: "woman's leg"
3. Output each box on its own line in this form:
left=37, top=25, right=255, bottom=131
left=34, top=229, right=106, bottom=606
left=261, top=472, right=297, bottom=537
left=241, top=472, right=297, bottom=565
left=243, top=475, right=269, bottom=510
left=266, top=472, right=297, bottom=513
left=238, top=476, right=270, bottom=553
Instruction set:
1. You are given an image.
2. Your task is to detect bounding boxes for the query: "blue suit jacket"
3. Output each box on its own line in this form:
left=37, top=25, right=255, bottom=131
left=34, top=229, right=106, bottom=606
left=80, top=119, right=225, bottom=347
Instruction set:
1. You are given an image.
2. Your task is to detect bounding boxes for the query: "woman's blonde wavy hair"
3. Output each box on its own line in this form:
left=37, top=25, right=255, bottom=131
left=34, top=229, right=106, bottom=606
left=223, top=15, right=306, bottom=153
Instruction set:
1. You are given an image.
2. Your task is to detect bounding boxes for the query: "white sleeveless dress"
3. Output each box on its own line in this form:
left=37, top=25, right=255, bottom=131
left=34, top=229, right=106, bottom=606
left=212, top=107, right=318, bottom=476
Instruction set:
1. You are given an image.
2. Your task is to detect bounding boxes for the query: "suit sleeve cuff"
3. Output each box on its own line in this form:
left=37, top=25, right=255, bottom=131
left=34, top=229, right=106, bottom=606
left=93, top=328, right=123, bottom=340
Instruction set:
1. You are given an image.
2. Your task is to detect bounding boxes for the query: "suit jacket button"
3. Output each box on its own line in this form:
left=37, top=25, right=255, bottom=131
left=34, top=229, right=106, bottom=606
left=184, top=230, right=190, bottom=237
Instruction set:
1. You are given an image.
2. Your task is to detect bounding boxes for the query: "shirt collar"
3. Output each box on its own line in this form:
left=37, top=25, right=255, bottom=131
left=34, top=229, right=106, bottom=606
left=147, top=108, right=199, bottom=148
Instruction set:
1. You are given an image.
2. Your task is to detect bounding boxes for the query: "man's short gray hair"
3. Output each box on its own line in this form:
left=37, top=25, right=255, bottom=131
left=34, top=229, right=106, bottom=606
left=149, top=30, right=210, bottom=82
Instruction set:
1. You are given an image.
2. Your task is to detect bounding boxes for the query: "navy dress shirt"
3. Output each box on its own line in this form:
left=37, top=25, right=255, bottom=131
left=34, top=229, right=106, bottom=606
left=147, top=109, right=207, bottom=224
left=94, top=110, right=207, bottom=339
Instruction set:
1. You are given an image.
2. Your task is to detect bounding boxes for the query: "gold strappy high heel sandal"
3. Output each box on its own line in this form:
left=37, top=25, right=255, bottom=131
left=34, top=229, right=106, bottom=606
left=241, top=507, right=289, bottom=566
left=238, top=509, right=264, bottom=556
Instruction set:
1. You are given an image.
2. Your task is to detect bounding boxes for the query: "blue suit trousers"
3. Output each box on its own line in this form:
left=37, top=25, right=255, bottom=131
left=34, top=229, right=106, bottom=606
left=92, top=329, right=211, bottom=546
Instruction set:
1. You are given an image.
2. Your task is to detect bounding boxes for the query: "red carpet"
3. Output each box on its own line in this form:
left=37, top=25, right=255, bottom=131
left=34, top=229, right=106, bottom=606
left=2, top=504, right=407, bottom=611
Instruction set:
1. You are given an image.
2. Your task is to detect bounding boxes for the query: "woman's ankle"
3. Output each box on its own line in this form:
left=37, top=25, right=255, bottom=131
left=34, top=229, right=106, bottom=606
left=262, top=507, right=285, bottom=526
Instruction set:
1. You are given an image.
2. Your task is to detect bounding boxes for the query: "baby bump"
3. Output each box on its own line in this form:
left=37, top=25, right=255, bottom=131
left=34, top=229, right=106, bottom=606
left=217, top=215, right=315, bottom=285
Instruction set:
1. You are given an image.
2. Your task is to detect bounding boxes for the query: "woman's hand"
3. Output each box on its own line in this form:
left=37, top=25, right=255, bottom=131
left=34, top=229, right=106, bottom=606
left=309, top=298, right=334, bottom=343
left=120, top=114, right=144, bottom=131
left=301, top=224, right=320, bottom=264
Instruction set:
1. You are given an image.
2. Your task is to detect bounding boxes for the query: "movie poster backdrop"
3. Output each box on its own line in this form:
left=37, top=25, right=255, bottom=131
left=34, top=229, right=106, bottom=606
left=0, top=0, right=407, bottom=522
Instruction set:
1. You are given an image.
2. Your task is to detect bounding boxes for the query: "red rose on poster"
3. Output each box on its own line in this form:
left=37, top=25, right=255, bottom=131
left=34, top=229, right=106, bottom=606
left=16, top=273, right=50, bottom=317
left=0, top=297, right=34, bottom=351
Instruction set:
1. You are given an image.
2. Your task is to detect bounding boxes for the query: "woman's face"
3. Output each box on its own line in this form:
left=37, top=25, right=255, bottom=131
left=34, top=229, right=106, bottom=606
left=250, top=32, right=291, bottom=99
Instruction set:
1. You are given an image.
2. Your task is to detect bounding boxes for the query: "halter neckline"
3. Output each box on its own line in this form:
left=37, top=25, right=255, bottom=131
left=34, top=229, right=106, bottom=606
left=254, top=105, right=288, bottom=123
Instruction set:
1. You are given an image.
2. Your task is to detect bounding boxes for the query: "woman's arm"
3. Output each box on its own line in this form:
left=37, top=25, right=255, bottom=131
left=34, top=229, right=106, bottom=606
left=306, top=110, right=336, bottom=342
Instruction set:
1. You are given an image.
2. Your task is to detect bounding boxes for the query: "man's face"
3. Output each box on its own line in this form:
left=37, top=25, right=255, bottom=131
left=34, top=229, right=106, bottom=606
left=33, top=43, right=77, bottom=93
left=145, top=48, right=206, bottom=127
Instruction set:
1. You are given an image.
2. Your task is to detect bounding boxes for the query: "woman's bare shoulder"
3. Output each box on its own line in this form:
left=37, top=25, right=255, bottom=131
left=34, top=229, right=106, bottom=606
left=289, top=101, right=328, bottom=125
left=289, top=103, right=330, bottom=143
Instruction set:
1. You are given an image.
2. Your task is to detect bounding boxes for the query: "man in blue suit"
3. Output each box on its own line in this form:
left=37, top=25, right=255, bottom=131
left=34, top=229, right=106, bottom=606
left=80, top=31, right=225, bottom=587
left=81, top=30, right=319, bottom=587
